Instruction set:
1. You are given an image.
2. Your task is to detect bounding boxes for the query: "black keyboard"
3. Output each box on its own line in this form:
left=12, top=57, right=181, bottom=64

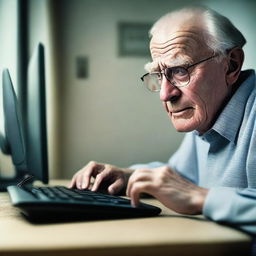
left=7, top=185, right=161, bottom=222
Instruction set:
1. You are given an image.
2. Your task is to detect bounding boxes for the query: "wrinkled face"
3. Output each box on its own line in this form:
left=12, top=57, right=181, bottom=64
left=148, top=22, right=230, bottom=134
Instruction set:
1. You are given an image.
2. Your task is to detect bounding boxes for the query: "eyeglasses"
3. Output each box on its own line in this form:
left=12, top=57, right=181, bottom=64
left=140, top=55, right=216, bottom=92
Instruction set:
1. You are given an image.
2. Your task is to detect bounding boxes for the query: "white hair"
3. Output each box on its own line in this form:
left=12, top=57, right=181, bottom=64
left=149, top=6, right=246, bottom=57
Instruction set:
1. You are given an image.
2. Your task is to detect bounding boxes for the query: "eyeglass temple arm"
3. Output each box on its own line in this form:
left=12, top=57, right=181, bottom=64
left=188, top=55, right=216, bottom=69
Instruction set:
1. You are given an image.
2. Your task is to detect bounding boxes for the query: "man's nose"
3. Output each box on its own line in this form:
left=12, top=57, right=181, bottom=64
left=159, top=76, right=182, bottom=102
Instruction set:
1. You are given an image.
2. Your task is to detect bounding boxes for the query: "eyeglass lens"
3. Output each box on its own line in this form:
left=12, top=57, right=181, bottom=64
left=143, top=67, right=190, bottom=91
left=166, top=67, right=190, bottom=86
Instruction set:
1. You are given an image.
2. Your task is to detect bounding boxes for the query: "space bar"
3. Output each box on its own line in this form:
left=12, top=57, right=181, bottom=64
left=71, top=195, right=94, bottom=201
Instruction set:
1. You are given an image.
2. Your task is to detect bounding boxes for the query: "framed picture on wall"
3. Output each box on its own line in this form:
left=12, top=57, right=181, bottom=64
left=118, top=22, right=152, bottom=57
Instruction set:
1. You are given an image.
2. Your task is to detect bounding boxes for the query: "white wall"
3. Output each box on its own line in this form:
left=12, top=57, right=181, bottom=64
left=0, top=0, right=18, bottom=177
left=28, top=0, right=60, bottom=178
left=55, top=0, right=256, bottom=179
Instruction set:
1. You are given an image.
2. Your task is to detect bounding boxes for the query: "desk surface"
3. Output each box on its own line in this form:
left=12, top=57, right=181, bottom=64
left=0, top=180, right=252, bottom=256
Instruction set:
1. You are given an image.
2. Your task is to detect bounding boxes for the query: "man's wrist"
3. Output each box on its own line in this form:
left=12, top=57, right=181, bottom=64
left=191, top=187, right=209, bottom=214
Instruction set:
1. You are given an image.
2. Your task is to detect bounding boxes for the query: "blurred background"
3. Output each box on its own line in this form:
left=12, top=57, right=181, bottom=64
left=0, top=0, right=255, bottom=180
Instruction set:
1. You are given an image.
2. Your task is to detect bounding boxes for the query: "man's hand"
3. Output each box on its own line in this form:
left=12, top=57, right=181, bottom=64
left=69, top=161, right=134, bottom=195
left=126, top=166, right=208, bottom=215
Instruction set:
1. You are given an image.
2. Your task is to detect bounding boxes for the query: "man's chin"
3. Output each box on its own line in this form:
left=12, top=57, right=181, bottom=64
left=171, top=119, right=197, bottom=132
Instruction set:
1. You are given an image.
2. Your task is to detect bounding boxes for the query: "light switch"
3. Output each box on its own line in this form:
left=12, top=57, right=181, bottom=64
left=76, top=56, right=88, bottom=79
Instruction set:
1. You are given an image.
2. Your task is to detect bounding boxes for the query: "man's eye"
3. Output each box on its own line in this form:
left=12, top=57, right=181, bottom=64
left=172, top=67, right=187, bottom=76
left=152, top=72, right=162, bottom=80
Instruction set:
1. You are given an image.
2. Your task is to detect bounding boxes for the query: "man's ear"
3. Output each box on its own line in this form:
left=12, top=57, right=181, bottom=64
left=226, top=47, right=244, bottom=86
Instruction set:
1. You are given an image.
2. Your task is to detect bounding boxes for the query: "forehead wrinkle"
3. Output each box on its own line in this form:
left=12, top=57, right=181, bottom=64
left=150, top=30, right=206, bottom=58
left=151, top=30, right=201, bottom=48
left=151, top=35, right=201, bottom=52
left=151, top=43, right=190, bottom=59
left=150, top=41, right=196, bottom=61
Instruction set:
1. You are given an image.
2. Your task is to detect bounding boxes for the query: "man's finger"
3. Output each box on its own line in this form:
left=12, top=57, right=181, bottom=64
left=108, top=179, right=123, bottom=195
left=129, top=181, right=152, bottom=207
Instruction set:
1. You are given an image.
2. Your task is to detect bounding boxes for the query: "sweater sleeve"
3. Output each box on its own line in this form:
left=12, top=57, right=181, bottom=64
left=203, top=187, right=256, bottom=235
left=129, top=161, right=166, bottom=170
left=129, top=132, right=199, bottom=184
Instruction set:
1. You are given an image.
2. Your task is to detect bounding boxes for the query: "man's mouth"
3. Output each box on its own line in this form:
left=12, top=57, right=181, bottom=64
left=165, top=102, right=194, bottom=117
left=172, top=107, right=194, bottom=113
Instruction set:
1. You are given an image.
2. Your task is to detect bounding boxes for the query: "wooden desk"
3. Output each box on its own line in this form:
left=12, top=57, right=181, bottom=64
left=0, top=180, right=252, bottom=256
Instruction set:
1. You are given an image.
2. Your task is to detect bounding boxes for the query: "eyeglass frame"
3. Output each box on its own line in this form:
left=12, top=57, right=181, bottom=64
left=140, top=55, right=217, bottom=92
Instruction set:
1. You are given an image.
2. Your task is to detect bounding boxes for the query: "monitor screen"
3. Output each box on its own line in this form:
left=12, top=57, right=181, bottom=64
left=0, top=69, right=27, bottom=191
left=26, top=43, right=48, bottom=184
left=0, top=43, right=48, bottom=190
left=1, top=69, right=27, bottom=171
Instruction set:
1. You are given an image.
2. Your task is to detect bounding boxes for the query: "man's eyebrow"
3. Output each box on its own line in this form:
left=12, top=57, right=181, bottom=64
left=144, top=56, right=192, bottom=72
left=144, top=61, right=160, bottom=72
left=166, top=56, right=192, bottom=67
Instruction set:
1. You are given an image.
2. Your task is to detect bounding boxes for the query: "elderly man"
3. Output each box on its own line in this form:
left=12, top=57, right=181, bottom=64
left=70, top=6, right=256, bottom=235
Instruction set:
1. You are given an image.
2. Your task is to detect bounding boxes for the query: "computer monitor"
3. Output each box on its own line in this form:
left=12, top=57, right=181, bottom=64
left=26, top=43, right=48, bottom=184
left=0, top=69, right=27, bottom=191
left=1, top=70, right=26, bottom=170
left=0, top=43, right=48, bottom=190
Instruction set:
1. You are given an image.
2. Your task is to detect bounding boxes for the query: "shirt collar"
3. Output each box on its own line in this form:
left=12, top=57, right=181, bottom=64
left=208, top=70, right=255, bottom=143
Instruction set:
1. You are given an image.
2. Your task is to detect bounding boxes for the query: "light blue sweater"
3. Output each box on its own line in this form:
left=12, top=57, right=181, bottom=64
left=130, top=70, right=256, bottom=236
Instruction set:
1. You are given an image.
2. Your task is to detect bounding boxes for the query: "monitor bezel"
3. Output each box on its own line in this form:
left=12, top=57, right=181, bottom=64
left=26, top=43, right=48, bottom=184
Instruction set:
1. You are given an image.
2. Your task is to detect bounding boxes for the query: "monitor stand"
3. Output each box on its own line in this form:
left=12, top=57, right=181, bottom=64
left=0, top=173, right=26, bottom=191
left=0, top=134, right=26, bottom=191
